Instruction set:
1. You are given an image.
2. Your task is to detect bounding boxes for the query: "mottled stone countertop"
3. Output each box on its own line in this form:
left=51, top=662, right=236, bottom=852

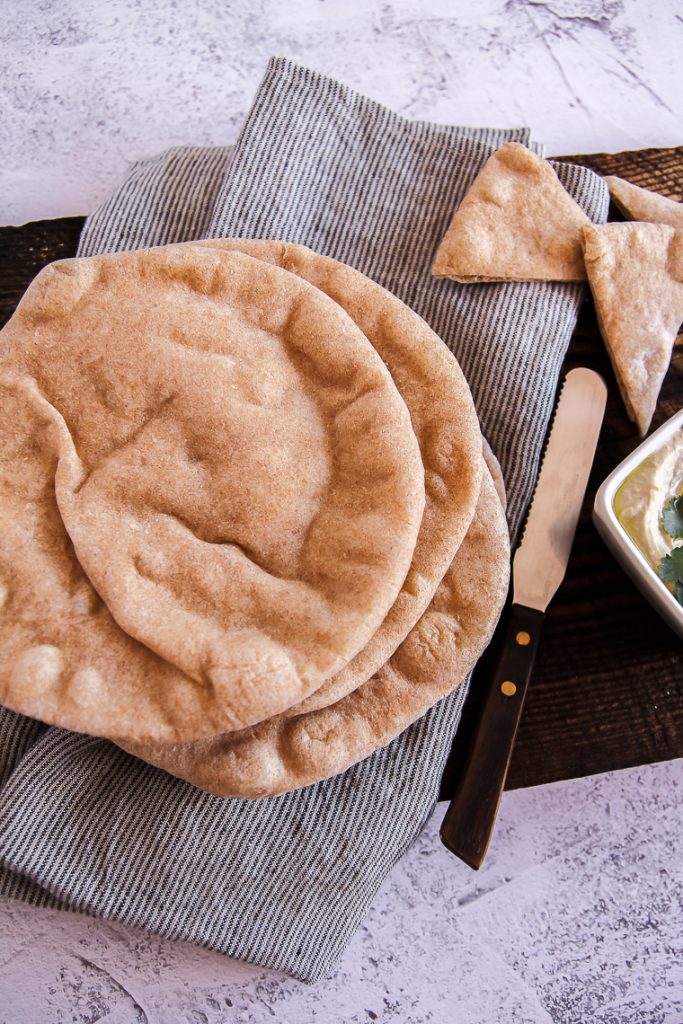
left=1, top=2, right=682, bottom=1021
left=2, top=762, right=682, bottom=1023
left=3, top=0, right=682, bottom=224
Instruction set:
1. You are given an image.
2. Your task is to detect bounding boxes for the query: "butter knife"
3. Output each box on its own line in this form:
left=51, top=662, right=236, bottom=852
left=440, top=367, right=607, bottom=869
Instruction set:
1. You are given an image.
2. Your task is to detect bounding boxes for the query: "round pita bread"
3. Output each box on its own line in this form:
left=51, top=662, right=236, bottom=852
left=190, top=239, right=483, bottom=714
left=123, top=463, right=509, bottom=797
left=0, top=246, right=425, bottom=743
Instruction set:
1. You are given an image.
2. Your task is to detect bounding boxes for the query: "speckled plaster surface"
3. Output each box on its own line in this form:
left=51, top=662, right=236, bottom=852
left=1, top=0, right=682, bottom=223
left=1, top=760, right=681, bottom=1022
left=2, top=2, right=683, bottom=1021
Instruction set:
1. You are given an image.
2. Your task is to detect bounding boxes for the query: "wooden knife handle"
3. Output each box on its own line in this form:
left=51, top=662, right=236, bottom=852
left=440, top=603, right=545, bottom=869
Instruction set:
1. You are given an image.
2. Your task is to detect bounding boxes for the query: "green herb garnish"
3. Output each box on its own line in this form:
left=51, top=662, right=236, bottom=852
left=661, top=495, right=683, bottom=540
left=657, top=547, right=683, bottom=606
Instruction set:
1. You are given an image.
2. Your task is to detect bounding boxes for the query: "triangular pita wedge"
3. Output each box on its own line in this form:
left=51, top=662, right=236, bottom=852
left=605, top=175, right=683, bottom=229
left=582, top=222, right=683, bottom=435
left=432, top=142, right=591, bottom=284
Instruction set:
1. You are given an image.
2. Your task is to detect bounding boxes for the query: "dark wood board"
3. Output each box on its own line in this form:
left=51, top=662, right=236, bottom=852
left=1, top=146, right=681, bottom=800
left=443, top=145, right=683, bottom=797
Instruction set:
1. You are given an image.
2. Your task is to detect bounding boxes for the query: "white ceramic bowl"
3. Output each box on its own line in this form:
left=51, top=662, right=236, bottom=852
left=593, top=408, right=683, bottom=640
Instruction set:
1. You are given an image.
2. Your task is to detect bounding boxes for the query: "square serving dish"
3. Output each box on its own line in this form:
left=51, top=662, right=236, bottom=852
left=593, top=409, right=683, bottom=640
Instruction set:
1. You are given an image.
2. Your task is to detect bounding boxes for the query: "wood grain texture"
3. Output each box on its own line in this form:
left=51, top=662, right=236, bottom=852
left=565, top=144, right=683, bottom=202
left=0, top=144, right=681, bottom=798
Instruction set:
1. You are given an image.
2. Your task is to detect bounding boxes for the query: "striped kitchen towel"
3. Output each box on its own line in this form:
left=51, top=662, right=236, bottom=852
left=0, top=58, right=609, bottom=982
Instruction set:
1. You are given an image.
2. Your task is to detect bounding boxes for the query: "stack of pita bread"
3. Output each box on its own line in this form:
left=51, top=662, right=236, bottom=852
left=0, top=238, right=510, bottom=797
left=433, top=142, right=683, bottom=436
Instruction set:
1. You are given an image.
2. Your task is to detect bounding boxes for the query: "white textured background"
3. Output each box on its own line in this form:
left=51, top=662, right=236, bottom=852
left=1, top=762, right=682, bottom=1023
left=1, top=0, right=682, bottom=223
left=1, top=1, right=683, bottom=1021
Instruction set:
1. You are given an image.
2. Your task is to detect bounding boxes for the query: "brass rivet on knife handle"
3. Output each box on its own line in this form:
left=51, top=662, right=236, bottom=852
left=440, top=368, right=607, bottom=871
left=440, top=601, right=545, bottom=869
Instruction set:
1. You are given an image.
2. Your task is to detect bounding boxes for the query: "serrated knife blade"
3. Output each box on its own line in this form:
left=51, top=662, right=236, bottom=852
left=513, top=367, right=609, bottom=611
left=441, top=367, right=607, bottom=869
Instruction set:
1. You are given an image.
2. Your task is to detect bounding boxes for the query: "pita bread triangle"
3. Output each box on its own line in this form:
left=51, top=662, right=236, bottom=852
left=582, top=222, right=683, bottom=435
left=605, top=175, right=683, bottom=229
left=432, top=142, right=591, bottom=283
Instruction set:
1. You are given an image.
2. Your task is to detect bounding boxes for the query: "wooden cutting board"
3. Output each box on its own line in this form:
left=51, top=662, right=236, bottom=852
left=0, top=147, right=681, bottom=797
left=442, top=144, right=683, bottom=798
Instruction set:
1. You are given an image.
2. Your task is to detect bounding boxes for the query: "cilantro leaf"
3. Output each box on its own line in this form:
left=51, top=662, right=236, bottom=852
left=661, top=495, right=683, bottom=539
left=657, top=547, right=683, bottom=585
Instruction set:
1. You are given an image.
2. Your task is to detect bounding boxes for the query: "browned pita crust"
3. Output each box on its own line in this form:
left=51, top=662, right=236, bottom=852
left=432, top=142, right=591, bottom=283
left=122, top=463, right=510, bottom=798
left=482, top=436, right=506, bottom=511
left=187, top=239, right=482, bottom=716
left=582, top=222, right=683, bottom=435
left=605, top=176, right=683, bottom=229
left=0, top=245, right=425, bottom=743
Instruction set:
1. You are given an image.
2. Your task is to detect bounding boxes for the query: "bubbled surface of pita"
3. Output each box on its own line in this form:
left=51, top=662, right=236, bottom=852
left=0, top=244, right=425, bottom=743
left=193, top=238, right=483, bottom=714
left=125, top=238, right=502, bottom=796
left=124, top=465, right=509, bottom=797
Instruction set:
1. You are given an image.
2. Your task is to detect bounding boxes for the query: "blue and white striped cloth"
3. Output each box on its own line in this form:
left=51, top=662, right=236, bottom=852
left=0, top=58, right=608, bottom=982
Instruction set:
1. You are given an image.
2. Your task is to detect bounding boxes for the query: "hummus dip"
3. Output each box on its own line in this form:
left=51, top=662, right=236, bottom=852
left=614, top=427, right=683, bottom=578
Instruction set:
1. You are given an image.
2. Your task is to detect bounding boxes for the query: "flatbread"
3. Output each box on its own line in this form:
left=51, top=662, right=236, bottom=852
left=122, top=462, right=510, bottom=798
left=582, top=222, right=683, bottom=435
left=605, top=175, right=683, bottom=229
left=482, top=435, right=506, bottom=511
left=432, top=142, right=591, bottom=283
left=0, top=245, right=425, bottom=743
left=188, top=239, right=483, bottom=715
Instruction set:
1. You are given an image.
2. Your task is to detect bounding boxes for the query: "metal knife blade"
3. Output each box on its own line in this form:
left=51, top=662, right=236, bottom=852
left=513, top=367, right=608, bottom=611
left=440, top=367, right=607, bottom=870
